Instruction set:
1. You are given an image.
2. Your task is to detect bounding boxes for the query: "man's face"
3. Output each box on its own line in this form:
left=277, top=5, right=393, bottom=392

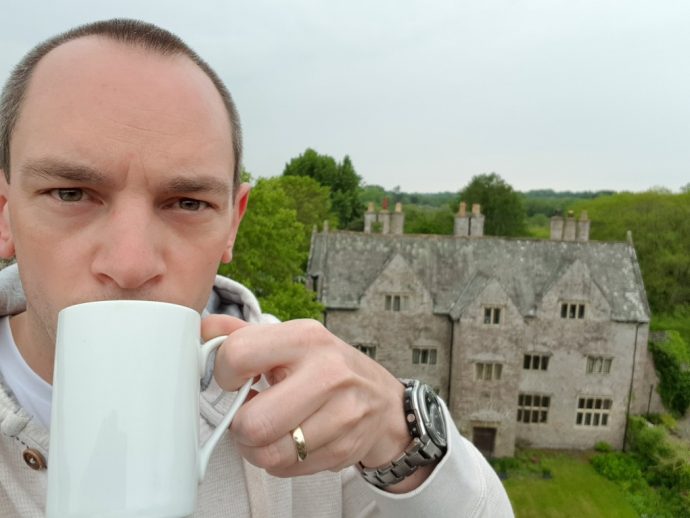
left=0, top=37, right=249, bottom=347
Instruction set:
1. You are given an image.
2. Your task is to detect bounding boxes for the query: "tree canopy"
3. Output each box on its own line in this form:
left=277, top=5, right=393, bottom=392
left=218, top=176, right=324, bottom=321
left=571, top=190, right=690, bottom=313
left=273, top=175, right=338, bottom=245
left=361, top=184, right=457, bottom=208
left=402, top=205, right=454, bottom=235
left=456, top=173, right=528, bottom=237
left=283, top=148, right=363, bottom=229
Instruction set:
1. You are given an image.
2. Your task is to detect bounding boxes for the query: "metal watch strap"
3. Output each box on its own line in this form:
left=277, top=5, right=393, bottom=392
left=358, top=379, right=446, bottom=488
left=358, top=435, right=445, bottom=488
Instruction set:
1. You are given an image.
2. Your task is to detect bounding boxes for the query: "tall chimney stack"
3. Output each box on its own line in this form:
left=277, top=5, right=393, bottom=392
left=577, top=211, right=590, bottom=242
left=378, top=197, right=390, bottom=234
left=550, top=214, right=564, bottom=240
left=454, top=202, right=470, bottom=237
left=563, top=210, right=576, bottom=241
left=364, top=202, right=376, bottom=233
left=469, top=203, right=485, bottom=237
left=391, top=202, right=404, bottom=235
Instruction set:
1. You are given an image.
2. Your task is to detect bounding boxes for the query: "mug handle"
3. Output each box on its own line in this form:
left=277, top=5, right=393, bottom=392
left=197, top=335, right=254, bottom=481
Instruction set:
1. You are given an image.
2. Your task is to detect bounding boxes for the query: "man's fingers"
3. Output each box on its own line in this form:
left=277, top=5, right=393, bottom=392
left=213, top=319, right=324, bottom=377
left=202, top=314, right=253, bottom=391
left=201, top=314, right=250, bottom=341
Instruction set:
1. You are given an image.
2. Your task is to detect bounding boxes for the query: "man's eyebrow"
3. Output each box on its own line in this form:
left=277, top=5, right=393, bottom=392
left=165, top=176, right=231, bottom=197
left=20, top=159, right=232, bottom=196
left=21, top=159, right=109, bottom=185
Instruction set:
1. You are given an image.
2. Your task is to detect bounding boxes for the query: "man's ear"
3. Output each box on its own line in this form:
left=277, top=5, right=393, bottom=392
left=221, top=182, right=251, bottom=264
left=0, top=172, right=15, bottom=259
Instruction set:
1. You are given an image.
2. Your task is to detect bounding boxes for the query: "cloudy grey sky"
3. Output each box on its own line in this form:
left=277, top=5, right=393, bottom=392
left=2, top=1, right=689, bottom=193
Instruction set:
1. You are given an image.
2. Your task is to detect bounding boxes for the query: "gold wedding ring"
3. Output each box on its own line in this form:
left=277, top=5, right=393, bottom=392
left=292, top=426, right=307, bottom=462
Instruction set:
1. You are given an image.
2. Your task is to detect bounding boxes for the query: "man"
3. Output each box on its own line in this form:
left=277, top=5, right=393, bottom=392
left=0, top=19, right=512, bottom=516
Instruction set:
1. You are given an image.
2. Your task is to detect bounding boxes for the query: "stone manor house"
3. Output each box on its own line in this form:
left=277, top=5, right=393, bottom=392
left=307, top=202, right=662, bottom=457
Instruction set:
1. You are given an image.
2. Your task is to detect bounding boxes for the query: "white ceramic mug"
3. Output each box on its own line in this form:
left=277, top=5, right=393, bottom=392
left=46, top=300, right=252, bottom=518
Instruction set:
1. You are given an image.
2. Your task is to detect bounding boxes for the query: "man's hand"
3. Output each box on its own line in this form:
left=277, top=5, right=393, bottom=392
left=202, top=315, right=435, bottom=492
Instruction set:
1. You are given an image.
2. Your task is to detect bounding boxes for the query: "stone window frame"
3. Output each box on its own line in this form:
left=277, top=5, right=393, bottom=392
left=482, top=305, right=503, bottom=325
left=353, top=343, right=377, bottom=359
left=585, top=355, right=613, bottom=375
left=517, top=393, right=550, bottom=424
left=575, top=396, right=612, bottom=427
left=412, top=347, right=437, bottom=365
left=560, top=301, right=586, bottom=320
left=475, top=362, right=503, bottom=381
left=523, top=353, right=550, bottom=371
left=384, top=293, right=410, bottom=312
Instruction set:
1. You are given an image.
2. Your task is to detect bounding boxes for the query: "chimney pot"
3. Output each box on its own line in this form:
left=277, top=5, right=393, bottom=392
left=457, top=202, right=467, bottom=217
left=471, top=203, right=481, bottom=216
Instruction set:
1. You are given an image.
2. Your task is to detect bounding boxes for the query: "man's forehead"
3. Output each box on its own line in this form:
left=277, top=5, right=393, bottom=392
left=27, top=35, right=219, bottom=107
left=34, top=35, right=190, bottom=78
left=13, top=35, right=235, bottom=181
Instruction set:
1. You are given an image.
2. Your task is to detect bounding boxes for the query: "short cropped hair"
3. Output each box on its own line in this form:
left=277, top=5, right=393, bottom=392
left=0, top=19, right=242, bottom=191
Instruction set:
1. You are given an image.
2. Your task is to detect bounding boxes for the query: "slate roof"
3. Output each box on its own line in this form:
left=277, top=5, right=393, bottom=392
left=307, top=231, right=650, bottom=323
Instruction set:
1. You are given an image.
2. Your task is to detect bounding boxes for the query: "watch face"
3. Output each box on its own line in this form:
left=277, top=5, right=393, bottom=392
left=421, top=385, right=447, bottom=448
left=428, top=402, right=447, bottom=447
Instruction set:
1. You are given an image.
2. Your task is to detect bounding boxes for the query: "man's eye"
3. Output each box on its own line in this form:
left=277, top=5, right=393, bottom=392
left=178, top=199, right=208, bottom=211
left=52, top=188, right=84, bottom=202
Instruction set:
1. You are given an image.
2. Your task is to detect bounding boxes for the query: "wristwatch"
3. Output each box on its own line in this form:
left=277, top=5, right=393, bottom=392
left=358, top=379, right=448, bottom=488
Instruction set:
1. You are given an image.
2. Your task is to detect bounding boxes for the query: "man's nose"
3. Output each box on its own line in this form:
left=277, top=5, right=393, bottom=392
left=90, top=204, right=166, bottom=290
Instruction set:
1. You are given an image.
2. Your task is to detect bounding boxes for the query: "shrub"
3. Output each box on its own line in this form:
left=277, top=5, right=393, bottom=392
left=590, top=452, right=644, bottom=483
left=649, top=330, right=690, bottom=416
left=591, top=450, right=690, bottom=518
left=594, top=441, right=613, bottom=453
left=491, top=457, right=521, bottom=472
left=648, top=458, right=690, bottom=493
left=628, top=416, right=673, bottom=466
left=628, top=416, right=690, bottom=494
left=659, top=413, right=678, bottom=433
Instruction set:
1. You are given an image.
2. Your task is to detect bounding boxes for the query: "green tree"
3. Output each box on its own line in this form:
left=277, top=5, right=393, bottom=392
left=572, top=191, right=690, bottom=313
left=456, top=173, right=528, bottom=236
left=218, top=177, right=323, bottom=321
left=360, top=184, right=387, bottom=206
left=283, top=148, right=364, bottom=228
left=403, top=205, right=454, bottom=234
left=271, top=175, right=338, bottom=245
left=360, top=185, right=457, bottom=210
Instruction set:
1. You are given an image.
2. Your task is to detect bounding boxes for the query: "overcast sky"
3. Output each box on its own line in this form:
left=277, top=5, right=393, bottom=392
left=2, top=1, right=689, bottom=193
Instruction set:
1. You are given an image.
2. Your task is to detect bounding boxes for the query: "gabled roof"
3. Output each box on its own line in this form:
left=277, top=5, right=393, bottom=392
left=448, top=272, right=491, bottom=320
left=307, top=231, right=650, bottom=323
left=361, top=252, right=433, bottom=303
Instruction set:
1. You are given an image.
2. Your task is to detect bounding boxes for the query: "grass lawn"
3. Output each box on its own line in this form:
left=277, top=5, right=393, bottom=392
left=501, top=450, right=638, bottom=518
